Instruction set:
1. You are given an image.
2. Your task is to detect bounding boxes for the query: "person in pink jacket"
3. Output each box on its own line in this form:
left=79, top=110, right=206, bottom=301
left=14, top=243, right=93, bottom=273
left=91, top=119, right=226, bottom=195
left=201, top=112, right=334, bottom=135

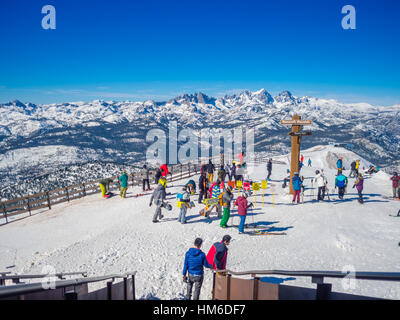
left=234, top=192, right=253, bottom=234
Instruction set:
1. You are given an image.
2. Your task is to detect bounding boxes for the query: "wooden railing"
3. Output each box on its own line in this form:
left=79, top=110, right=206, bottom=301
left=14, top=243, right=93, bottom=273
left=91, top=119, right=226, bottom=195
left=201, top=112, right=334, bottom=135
left=0, top=158, right=221, bottom=225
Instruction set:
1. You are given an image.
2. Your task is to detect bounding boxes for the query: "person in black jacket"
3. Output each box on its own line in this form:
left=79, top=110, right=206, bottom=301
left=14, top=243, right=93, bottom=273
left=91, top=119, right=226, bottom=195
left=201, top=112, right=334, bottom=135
left=154, top=168, right=162, bottom=185
left=198, top=172, right=208, bottom=204
left=267, top=159, right=272, bottom=180
left=207, top=160, right=215, bottom=183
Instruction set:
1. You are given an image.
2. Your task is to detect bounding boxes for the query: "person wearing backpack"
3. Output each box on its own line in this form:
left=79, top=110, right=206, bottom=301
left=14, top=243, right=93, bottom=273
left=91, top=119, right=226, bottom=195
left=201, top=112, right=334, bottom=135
left=292, top=172, right=303, bottom=204
left=335, top=172, right=348, bottom=200
left=177, top=186, right=191, bottom=224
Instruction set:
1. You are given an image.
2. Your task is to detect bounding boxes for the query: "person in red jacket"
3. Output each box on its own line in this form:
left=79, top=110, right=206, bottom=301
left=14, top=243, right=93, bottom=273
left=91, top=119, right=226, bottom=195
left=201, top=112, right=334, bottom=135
left=234, top=191, right=253, bottom=234
left=390, top=172, right=400, bottom=199
left=160, top=164, right=170, bottom=177
left=206, top=235, right=231, bottom=274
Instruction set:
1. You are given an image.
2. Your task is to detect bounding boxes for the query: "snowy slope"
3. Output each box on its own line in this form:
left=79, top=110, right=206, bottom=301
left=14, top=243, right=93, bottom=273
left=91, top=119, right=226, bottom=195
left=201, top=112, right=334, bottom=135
left=0, top=145, right=399, bottom=300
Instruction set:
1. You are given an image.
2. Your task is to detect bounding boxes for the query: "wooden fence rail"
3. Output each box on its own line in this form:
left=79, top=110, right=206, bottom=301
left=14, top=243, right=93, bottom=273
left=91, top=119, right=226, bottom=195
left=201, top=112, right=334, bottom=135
left=0, top=159, right=212, bottom=225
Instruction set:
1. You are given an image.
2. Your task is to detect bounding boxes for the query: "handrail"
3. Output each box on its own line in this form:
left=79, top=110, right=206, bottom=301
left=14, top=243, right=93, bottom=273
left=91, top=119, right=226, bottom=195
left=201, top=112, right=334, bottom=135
left=0, top=271, right=88, bottom=281
left=213, top=269, right=400, bottom=282
left=0, top=272, right=136, bottom=299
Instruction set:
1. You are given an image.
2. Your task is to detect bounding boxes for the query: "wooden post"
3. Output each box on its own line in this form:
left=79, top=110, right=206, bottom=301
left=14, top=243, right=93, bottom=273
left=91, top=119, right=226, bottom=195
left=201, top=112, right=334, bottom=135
left=82, top=183, right=86, bottom=197
left=27, top=197, right=31, bottom=216
left=46, top=192, right=51, bottom=210
left=2, top=203, right=8, bottom=224
left=65, top=187, right=70, bottom=202
left=289, top=115, right=301, bottom=195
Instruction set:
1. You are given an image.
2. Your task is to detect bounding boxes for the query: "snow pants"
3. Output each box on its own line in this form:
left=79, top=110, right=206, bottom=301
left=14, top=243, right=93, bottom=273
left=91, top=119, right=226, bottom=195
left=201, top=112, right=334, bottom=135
left=292, top=190, right=301, bottom=203
left=317, top=186, right=326, bottom=201
left=153, top=204, right=163, bottom=222
left=178, top=206, right=187, bottom=224
left=267, top=170, right=271, bottom=180
left=120, top=187, right=127, bottom=198
left=186, top=274, right=203, bottom=300
left=142, top=179, right=150, bottom=191
left=207, top=173, right=214, bottom=183
left=338, top=187, right=346, bottom=199
left=238, top=215, right=247, bottom=233
left=220, top=207, right=231, bottom=227
left=99, top=184, right=106, bottom=197
left=357, top=190, right=364, bottom=203
left=393, top=187, right=399, bottom=198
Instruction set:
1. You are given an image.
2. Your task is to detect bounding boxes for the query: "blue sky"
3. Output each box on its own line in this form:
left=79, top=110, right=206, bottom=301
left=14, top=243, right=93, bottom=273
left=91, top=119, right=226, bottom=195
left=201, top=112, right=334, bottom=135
left=0, top=0, right=399, bottom=105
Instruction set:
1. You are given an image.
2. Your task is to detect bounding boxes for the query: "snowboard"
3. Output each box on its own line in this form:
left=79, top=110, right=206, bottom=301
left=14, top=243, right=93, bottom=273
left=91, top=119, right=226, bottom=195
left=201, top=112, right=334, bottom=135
left=103, top=192, right=115, bottom=199
left=240, top=230, right=286, bottom=236
left=203, top=197, right=219, bottom=206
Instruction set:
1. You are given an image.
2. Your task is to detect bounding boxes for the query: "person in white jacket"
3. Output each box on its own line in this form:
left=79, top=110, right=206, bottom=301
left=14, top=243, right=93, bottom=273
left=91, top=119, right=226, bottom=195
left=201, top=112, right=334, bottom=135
left=313, top=170, right=328, bottom=201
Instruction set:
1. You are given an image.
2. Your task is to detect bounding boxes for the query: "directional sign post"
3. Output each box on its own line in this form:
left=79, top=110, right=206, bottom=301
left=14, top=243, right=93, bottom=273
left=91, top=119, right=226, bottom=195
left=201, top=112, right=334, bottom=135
left=280, top=115, right=313, bottom=195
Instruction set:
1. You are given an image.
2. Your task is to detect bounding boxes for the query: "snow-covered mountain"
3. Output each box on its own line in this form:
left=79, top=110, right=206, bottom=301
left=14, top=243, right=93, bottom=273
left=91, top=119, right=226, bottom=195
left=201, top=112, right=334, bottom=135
left=1, top=89, right=399, bottom=189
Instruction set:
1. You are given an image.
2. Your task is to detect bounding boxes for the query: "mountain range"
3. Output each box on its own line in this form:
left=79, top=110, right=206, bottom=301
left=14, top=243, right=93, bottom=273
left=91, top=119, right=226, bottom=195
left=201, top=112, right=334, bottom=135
left=1, top=89, right=399, bottom=196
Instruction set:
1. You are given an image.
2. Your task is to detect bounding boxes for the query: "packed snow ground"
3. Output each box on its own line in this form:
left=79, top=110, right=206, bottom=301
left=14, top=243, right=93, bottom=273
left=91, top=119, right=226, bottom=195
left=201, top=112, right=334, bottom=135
left=0, top=146, right=399, bottom=299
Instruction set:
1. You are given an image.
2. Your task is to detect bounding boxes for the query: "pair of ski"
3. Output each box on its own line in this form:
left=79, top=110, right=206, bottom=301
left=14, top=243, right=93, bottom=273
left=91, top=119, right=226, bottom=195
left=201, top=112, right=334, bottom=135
left=231, top=224, right=286, bottom=235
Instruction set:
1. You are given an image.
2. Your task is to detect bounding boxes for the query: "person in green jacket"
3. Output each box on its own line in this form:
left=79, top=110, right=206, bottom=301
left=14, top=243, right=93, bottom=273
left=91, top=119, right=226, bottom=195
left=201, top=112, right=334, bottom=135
left=99, top=178, right=113, bottom=197
left=119, top=170, right=129, bottom=198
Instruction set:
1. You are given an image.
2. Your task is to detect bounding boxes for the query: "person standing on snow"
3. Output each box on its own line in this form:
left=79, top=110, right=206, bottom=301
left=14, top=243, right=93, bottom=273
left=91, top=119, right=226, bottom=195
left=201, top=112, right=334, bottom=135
left=207, top=159, right=215, bottom=183
left=149, top=177, right=167, bottom=223
left=350, top=161, right=357, bottom=178
left=160, top=163, right=170, bottom=178
left=225, top=163, right=232, bottom=181
left=337, top=157, right=343, bottom=175
left=292, top=172, right=303, bottom=204
left=234, top=191, right=253, bottom=233
left=182, top=238, right=213, bottom=300
left=206, top=235, right=231, bottom=274
left=266, top=159, right=272, bottom=180
left=99, top=178, right=113, bottom=198
left=198, top=172, right=208, bottom=204
left=390, top=172, right=400, bottom=199
left=218, top=165, right=226, bottom=183
left=154, top=168, right=162, bottom=185
left=335, top=171, right=348, bottom=200
left=206, top=179, right=222, bottom=218
left=313, top=170, right=328, bottom=201
left=308, top=158, right=312, bottom=167
left=355, top=160, right=360, bottom=175
left=353, top=173, right=364, bottom=204
left=118, top=170, right=129, bottom=198
left=230, top=162, right=237, bottom=182
left=300, top=154, right=304, bottom=164
left=177, top=186, right=191, bottom=224
left=220, top=185, right=234, bottom=228
left=142, top=165, right=151, bottom=191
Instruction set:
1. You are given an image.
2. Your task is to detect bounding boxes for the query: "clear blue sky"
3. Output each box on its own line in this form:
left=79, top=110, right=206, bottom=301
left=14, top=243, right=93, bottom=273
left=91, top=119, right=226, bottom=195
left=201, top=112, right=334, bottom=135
left=0, top=0, right=399, bottom=105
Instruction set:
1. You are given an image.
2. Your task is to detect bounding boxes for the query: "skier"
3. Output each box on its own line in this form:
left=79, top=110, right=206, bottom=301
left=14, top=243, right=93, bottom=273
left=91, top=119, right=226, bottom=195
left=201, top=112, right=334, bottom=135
left=118, top=170, right=129, bottom=198
left=207, top=159, right=215, bottom=183
left=99, top=178, right=113, bottom=198
left=217, top=165, right=226, bottom=183
left=206, top=179, right=222, bottom=218
left=198, top=172, right=208, bottom=204
left=225, top=163, right=232, bottom=181
left=308, top=158, right=312, bottom=167
left=313, top=170, right=328, bottom=201
left=206, top=235, right=231, bottom=274
left=355, top=160, right=360, bottom=175
left=220, top=185, right=234, bottom=228
left=335, top=171, right=348, bottom=200
left=292, top=172, right=302, bottom=204
left=353, top=173, right=364, bottom=204
left=390, top=172, right=400, bottom=199
left=300, top=154, right=304, bottom=164
left=266, top=159, right=272, bottom=180
left=154, top=168, right=162, bottom=185
left=235, top=164, right=244, bottom=184
left=149, top=177, right=167, bottom=223
left=337, top=157, right=343, bottom=175
left=182, top=238, right=213, bottom=300
left=185, top=179, right=196, bottom=195
left=177, top=186, right=191, bottom=224
left=234, top=191, right=253, bottom=233
left=142, top=165, right=151, bottom=191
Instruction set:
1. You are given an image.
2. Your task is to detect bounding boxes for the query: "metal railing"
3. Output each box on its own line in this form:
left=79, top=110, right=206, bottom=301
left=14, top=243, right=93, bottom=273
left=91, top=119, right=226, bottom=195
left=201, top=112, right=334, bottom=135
left=212, top=269, right=400, bottom=300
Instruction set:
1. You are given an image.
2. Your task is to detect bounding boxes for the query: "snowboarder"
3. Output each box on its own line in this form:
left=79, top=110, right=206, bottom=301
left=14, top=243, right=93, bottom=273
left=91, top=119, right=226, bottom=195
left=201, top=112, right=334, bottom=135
left=154, top=168, right=162, bottom=185
left=390, top=172, right=400, bottom=199
left=99, top=178, right=113, bottom=198
left=366, top=165, right=379, bottom=174
left=234, top=191, right=253, bottom=233
left=292, top=172, right=302, bottom=204
left=337, top=157, right=343, bottom=175
left=308, top=158, right=312, bottom=167
left=142, top=165, right=151, bottom=191
left=230, top=162, right=237, bottom=182
left=205, top=179, right=222, bottom=218
left=198, top=172, right=208, bottom=204
left=207, top=160, right=215, bottom=183
left=177, top=186, right=191, bottom=224
left=217, top=166, right=226, bottom=183
left=350, top=161, right=357, bottom=178
left=118, top=170, right=129, bottom=198
left=220, top=185, right=234, bottom=228
left=335, top=172, right=348, bottom=200
left=266, top=159, right=272, bottom=180
left=182, top=238, right=213, bottom=300
left=206, top=235, right=231, bottom=274
left=225, top=163, right=232, bottom=181
left=149, top=177, right=167, bottom=223
left=313, top=170, right=328, bottom=201
left=353, top=173, right=364, bottom=204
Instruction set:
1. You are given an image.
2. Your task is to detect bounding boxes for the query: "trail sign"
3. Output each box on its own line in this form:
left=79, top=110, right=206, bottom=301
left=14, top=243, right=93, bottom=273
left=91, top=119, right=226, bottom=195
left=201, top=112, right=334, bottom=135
left=281, top=115, right=312, bottom=194
left=261, top=180, right=268, bottom=189
left=252, top=182, right=260, bottom=191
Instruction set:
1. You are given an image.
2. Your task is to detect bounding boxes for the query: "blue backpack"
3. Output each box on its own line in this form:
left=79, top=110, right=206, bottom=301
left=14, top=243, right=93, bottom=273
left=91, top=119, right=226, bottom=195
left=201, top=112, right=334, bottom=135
left=177, top=193, right=183, bottom=200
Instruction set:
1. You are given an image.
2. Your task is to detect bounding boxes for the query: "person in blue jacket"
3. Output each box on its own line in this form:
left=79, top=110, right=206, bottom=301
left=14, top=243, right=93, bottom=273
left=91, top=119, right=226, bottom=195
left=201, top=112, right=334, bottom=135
left=335, top=171, right=348, bottom=200
left=292, top=172, right=303, bottom=204
left=182, top=238, right=213, bottom=300
left=337, top=157, right=343, bottom=175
